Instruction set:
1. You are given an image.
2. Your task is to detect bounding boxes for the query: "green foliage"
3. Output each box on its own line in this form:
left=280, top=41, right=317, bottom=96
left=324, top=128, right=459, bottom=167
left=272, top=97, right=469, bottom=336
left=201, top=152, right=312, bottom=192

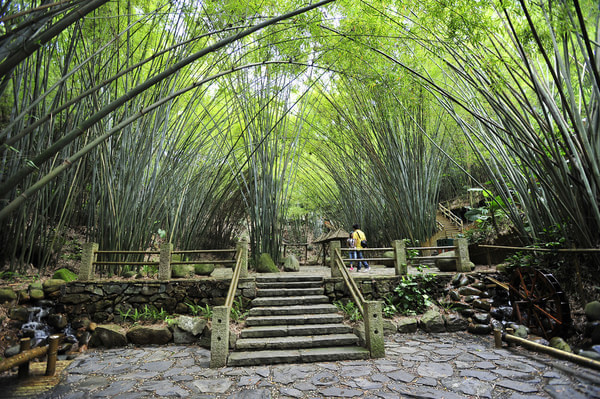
left=230, top=297, right=249, bottom=322
left=388, top=270, right=436, bottom=316
left=334, top=300, right=363, bottom=322
left=118, top=305, right=170, bottom=323
left=185, top=302, right=213, bottom=319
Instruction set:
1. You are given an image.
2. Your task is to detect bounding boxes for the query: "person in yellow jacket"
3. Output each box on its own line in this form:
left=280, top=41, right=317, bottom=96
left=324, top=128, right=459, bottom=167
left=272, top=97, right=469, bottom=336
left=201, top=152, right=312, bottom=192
left=351, top=224, right=370, bottom=272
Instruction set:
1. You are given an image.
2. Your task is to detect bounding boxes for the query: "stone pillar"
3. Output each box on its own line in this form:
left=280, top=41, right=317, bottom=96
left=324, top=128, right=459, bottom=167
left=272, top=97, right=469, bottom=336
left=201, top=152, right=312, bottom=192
left=159, top=243, right=173, bottom=280
left=392, top=240, right=407, bottom=276
left=364, top=301, right=385, bottom=358
left=455, top=237, right=470, bottom=272
left=330, top=241, right=341, bottom=278
left=79, top=242, right=98, bottom=281
left=210, top=306, right=230, bottom=368
left=236, top=237, right=249, bottom=278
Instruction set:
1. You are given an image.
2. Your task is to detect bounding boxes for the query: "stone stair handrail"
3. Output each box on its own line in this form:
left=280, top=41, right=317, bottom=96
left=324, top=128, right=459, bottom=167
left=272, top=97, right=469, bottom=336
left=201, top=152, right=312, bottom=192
left=438, top=203, right=463, bottom=231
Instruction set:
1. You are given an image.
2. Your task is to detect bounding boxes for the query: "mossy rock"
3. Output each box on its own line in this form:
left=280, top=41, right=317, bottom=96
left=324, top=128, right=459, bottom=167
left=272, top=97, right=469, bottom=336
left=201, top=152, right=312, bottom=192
left=43, top=279, right=67, bottom=293
left=194, top=263, right=215, bottom=275
left=0, top=287, right=17, bottom=303
left=122, top=271, right=137, bottom=278
left=171, top=264, right=194, bottom=278
left=52, top=268, right=78, bottom=282
left=256, top=253, right=279, bottom=273
left=585, top=301, right=600, bottom=321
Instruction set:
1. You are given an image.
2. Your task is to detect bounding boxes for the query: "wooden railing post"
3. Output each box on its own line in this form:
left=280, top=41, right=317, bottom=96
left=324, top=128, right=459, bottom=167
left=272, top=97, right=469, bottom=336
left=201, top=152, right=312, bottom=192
left=158, top=243, right=173, bottom=280
left=330, top=241, right=341, bottom=277
left=18, top=338, right=30, bottom=378
left=45, top=335, right=59, bottom=376
left=392, top=240, right=407, bottom=276
left=79, top=242, right=98, bottom=281
left=236, top=237, right=249, bottom=278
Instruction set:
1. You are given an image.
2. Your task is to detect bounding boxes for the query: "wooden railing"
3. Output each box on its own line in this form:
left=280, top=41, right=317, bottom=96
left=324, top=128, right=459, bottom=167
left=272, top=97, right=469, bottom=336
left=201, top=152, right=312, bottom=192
left=0, top=335, right=60, bottom=377
left=439, top=203, right=463, bottom=231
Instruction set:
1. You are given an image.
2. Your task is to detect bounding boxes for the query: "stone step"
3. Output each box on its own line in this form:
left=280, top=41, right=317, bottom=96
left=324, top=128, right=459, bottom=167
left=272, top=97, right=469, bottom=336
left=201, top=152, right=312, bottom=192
left=257, top=287, right=324, bottom=297
left=250, top=295, right=330, bottom=307
left=246, top=313, right=343, bottom=327
left=240, top=323, right=353, bottom=338
left=256, top=280, right=322, bottom=289
left=227, top=346, right=370, bottom=366
left=249, top=304, right=337, bottom=317
left=235, top=333, right=359, bottom=351
left=256, top=275, right=323, bottom=283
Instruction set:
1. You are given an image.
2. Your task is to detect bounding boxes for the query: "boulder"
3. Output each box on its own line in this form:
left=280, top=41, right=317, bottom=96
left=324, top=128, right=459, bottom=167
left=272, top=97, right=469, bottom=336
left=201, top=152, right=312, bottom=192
left=444, top=313, right=469, bottom=332
left=126, top=325, right=172, bottom=345
left=283, top=255, right=300, bottom=272
left=4, top=345, right=20, bottom=358
left=381, top=251, right=395, bottom=267
left=195, top=263, right=215, bottom=275
left=9, top=306, right=29, bottom=322
left=173, top=326, right=196, bottom=344
left=419, top=309, right=446, bottom=333
left=383, top=319, right=397, bottom=336
left=467, top=323, right=492, bottom=334
left=171, top=264, right=194, bottom=278
left=0, top=287, right=17, bottom=303
left=472, top=313, right=491, bottom=324
left=89, top=324, right=128, bottom=348
left=435, top=251, right=457, bottom=271
left=579, top=350, right=600, bottom=361
left=585, top=301, right=600, bottom=321
left=29, top=282, right=45, bottom=300
left=458, top=286, right=482, bottom=296
left=48, top=313, right=68, bottom=329
left=42, top=279, right=66, bottom=293
left=256, top=253, right=279, bottom=273
left=52, top=268, right=78, bottom=282
left=177, top=316, right=207, bottom=336
left=397, top=317, right=418, bottom=333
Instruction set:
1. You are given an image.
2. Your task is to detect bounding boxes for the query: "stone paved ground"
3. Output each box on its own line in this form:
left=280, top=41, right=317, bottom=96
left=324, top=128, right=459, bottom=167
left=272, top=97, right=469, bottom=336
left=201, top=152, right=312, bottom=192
left=32, top=331, right=600, bottom=398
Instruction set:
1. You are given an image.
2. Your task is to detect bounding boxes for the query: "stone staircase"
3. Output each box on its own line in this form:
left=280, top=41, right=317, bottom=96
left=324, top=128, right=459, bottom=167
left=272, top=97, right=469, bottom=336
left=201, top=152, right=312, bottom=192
left=227, top=274, right=369, bottom=366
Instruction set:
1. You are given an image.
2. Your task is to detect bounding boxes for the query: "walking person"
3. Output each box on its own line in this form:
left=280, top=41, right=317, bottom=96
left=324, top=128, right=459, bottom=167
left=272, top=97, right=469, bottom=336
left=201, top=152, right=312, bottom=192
left=351, top=224, right=370, bottom=272
left=347, top=233, right=357, bottom=271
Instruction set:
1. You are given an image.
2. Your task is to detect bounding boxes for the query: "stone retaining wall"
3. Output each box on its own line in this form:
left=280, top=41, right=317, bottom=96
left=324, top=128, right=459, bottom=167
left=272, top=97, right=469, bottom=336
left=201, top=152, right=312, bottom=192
left=59, top=275, right=453, bottom=323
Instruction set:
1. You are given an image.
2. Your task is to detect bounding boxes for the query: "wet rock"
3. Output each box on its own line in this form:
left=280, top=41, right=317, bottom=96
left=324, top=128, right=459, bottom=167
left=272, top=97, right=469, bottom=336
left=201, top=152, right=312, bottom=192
left=585, top=301, right=600, bottom=321
left=460, top=308, right=476, bottom=318
left=458, top=275, right=470, bottom=287
left=71, top=316, right=91, bottom=330
left=9, top=306, right=29, bottom=322
left=490, top=319, right=503, bottom=331
left=451, top=273, right=464, bottom=287
left=578, top=350, right=600, bottom=361
left=449, top=290, right=461, bottom=301
left=471, top=282, right=487, bottom=291
left=4, top=345, right=20, bottom=358
left=463, top=295, right=479, bottom=303
left=585, top=321, right=600, bottom=344
left=472, top=299, right=492, bottom=311
left=472, top=313, right=491, bottom=324
left=127, top=325, right=173, bottom=345
left=458, top=286, right=482, bottom=296
left=48, top=313, right=68, bottom=329
left=90, top=324, right=127, bottom=348
left=444, top=313, right=469, bottom=332
left=283, top=255, right=300, bottom=272
left=468, top=323, right=492, bottom=334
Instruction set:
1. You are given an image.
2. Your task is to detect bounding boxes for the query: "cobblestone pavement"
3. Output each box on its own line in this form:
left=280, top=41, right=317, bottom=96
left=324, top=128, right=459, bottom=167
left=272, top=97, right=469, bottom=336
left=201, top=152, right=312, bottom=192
left=34, top=331, right=600, bottom=398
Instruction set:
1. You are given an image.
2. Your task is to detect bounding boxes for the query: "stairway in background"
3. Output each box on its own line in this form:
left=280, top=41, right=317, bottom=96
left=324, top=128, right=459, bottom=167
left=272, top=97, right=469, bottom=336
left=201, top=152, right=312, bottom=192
left=227, top=274, right=369, bottom=366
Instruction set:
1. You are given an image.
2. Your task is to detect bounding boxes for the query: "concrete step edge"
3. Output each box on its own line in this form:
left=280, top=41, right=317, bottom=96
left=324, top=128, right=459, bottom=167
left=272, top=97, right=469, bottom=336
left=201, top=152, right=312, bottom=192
left=227, top=346, right=370, bottom=367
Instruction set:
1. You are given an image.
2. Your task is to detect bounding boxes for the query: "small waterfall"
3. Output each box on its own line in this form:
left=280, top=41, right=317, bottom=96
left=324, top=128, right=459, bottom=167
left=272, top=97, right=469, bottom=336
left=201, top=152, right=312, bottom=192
left=21, top=306, right=51, bottom=347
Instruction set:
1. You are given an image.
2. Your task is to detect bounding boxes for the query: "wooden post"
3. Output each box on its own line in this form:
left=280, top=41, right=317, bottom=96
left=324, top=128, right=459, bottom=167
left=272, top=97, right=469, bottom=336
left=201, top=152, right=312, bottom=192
left=392, top=240, right=407, bottom=276
left=45, top=335, right=59, bottom=376
left=79, top=242, right=98, bottom=281
left=18, top=338, right=31, bottom=378
left=493, top=329, right=503, bottom=348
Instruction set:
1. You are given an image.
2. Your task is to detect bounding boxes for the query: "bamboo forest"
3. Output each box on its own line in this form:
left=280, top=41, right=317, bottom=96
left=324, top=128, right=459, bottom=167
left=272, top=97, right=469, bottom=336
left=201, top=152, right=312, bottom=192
left=1, top=0, right=600, bottom=392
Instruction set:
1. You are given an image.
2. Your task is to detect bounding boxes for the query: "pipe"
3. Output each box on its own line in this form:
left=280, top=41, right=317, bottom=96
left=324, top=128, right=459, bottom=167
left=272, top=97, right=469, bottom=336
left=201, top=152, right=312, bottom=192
left=495, top=329, right=600, bottom=371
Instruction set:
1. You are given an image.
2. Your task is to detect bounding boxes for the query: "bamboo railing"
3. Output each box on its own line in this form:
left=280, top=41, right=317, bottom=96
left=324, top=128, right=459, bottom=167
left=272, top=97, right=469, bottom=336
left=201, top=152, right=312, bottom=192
left=0, top=335, right=60, bottom=377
